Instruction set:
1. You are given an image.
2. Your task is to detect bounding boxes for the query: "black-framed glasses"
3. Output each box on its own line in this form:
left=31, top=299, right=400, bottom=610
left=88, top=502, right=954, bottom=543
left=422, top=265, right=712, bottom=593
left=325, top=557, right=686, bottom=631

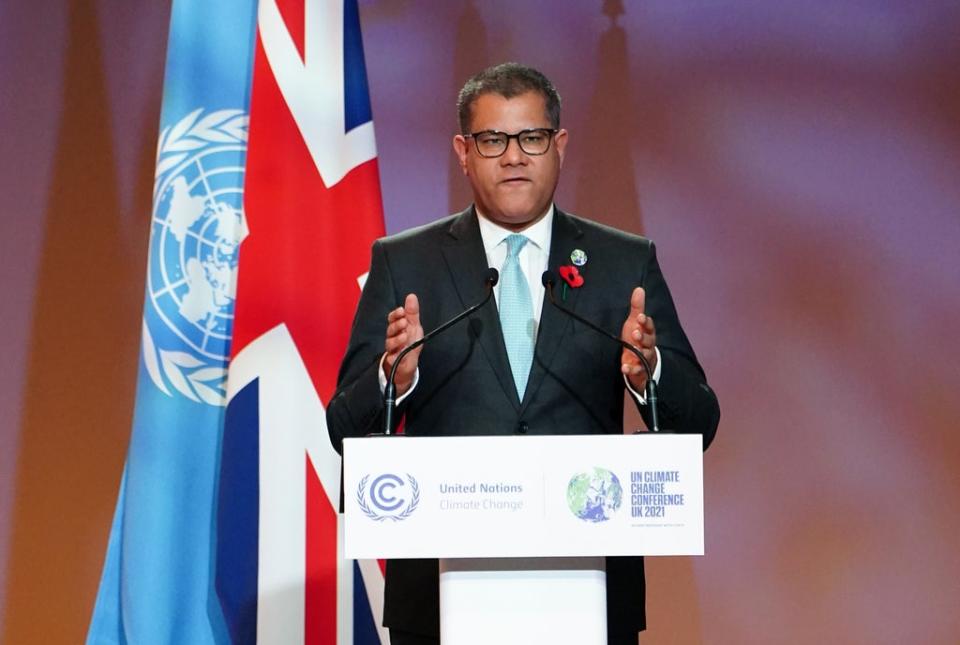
left=464, top=128, right=559, bottom=158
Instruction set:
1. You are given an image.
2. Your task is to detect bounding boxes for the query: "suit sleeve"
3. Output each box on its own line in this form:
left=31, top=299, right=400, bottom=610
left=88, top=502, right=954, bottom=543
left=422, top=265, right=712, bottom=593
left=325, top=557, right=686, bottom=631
left=636, top=242, right=720, bottom=449
left=326, top=239, right=405, bottom=453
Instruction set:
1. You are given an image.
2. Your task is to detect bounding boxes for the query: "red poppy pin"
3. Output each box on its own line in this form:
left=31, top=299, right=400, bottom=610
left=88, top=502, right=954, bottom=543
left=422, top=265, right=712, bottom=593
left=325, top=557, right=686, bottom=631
left=558, top=265, right=585, bottom=287
left=557, top=265, right=584, bottom=300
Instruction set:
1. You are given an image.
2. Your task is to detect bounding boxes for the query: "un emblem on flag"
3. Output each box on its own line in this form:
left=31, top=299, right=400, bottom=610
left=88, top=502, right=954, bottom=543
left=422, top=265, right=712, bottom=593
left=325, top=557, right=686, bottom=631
left=142, top=108, right=249, bottom=406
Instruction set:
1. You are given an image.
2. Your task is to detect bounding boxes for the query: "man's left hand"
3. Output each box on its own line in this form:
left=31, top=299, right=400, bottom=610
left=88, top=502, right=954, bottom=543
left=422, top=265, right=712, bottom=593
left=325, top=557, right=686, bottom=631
left=620, top=286, right=657, bottom=391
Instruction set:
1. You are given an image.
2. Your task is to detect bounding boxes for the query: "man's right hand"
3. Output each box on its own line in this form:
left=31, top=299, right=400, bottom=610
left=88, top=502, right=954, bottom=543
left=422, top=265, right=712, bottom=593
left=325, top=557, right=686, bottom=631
left=383, top=293, right=424, bottom=396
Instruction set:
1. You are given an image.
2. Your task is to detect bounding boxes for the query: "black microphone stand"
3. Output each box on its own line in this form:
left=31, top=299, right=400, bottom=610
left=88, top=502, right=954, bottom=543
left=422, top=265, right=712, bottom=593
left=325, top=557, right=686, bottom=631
left=542, top=272, right=661, bottom=433
left=381, top=269, right=500, bottom=436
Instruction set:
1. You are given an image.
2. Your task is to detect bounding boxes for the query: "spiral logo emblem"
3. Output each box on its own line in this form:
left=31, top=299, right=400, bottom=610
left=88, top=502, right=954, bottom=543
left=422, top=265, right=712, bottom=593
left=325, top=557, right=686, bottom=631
left=357, top=473, right=420, bottom=522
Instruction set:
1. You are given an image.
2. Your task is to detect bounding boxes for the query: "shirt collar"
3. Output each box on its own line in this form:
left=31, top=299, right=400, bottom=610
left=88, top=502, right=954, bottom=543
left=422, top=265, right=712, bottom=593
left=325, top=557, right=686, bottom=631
left=475, top=204, right=554, bottom=255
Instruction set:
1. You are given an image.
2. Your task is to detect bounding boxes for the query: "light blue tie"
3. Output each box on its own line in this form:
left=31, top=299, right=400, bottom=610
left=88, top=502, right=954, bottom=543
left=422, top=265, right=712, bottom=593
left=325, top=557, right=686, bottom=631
left=499, top=234, right=534, bottom=398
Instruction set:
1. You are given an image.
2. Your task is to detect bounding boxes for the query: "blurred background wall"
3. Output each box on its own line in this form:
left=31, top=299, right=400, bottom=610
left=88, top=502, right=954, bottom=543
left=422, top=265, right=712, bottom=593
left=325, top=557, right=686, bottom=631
left=1, top=1, right=958, bottom=643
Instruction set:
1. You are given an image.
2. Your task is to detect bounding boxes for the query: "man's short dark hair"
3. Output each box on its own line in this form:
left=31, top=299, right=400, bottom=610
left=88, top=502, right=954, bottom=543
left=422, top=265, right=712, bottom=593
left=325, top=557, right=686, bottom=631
left=457, top=62, right=562, bottom=134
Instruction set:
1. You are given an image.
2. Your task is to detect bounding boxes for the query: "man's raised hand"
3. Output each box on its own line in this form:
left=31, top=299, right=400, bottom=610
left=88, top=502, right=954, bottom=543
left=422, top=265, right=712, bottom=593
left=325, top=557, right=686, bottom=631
left=383, top=293, right=424, bottom=396
left=620, top=287, right=657, bottom=391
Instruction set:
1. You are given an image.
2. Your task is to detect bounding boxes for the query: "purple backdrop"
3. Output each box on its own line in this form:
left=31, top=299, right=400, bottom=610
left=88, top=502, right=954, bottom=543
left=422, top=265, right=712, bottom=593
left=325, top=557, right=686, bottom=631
left=1, top=1, right=959, bottom=642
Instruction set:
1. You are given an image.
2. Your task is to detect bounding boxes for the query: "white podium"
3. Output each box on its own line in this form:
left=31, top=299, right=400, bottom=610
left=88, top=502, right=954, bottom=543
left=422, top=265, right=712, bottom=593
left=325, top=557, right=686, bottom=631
left=343, top=434, right=703, bottom=644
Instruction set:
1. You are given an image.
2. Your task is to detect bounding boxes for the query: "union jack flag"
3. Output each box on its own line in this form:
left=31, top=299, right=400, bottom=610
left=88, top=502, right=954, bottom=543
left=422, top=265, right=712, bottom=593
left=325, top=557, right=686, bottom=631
left=216, top=1, right=387, bottom=643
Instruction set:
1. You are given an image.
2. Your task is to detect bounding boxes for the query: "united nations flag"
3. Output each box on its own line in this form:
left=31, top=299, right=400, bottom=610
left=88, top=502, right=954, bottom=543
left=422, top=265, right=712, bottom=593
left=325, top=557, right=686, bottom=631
left=87, top=2, right=257, bottom=643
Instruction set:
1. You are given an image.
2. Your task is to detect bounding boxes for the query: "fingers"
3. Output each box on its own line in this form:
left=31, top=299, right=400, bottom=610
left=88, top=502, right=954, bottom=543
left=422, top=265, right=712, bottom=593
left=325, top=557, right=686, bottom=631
left=630, top=314, right=656, bottom=349
left=625, top=286, right=655, bottom=348
left=404, top=293, right=420, bottom=322
left=620, top=355, right=645, bottom=376
left=622, top=286, right=654, bottom=344
left=404, top=294, right=423, bottom=341
left=620, top=285, right=657, bottom=383
left=621, top=349, right=648, bottom=393
left=385, top=305, right=409, bottom=353
left=386, top=294, right=422, bottom=344
left=629, top=287, right=645, bottom=317
left=386, top=309, right=406, bottom=334
left=385, top=329, right=410, bottom=355
left=384, top=296, right=423, bottom=352
left=383, top=294, right=423, bottom=393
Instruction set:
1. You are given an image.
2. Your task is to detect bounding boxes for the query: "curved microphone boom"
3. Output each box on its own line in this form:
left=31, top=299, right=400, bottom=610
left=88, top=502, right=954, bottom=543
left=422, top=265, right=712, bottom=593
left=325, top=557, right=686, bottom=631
left=541, top=271, right=661, bottom=433
left=382, top=268, right=500, bottom=435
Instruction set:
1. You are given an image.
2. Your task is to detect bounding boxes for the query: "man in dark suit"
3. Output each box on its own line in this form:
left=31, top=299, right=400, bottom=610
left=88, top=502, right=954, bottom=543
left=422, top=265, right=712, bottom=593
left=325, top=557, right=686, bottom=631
left=327, top=63, right=719, bottom=645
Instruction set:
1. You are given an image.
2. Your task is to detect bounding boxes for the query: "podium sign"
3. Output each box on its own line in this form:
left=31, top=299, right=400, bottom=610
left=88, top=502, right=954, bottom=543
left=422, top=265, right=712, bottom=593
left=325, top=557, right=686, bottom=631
left=343, top=434, right=703, bottom=559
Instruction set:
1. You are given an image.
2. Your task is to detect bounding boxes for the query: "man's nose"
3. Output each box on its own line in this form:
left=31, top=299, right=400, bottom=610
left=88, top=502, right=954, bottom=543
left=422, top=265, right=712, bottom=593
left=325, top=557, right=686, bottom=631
left=500, top=137, right=527, bottom=164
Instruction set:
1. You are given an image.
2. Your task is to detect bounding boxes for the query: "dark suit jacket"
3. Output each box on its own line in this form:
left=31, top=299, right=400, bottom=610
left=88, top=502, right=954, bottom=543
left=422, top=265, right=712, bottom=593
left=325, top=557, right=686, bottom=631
left=327, top=206, right=720, bottom=637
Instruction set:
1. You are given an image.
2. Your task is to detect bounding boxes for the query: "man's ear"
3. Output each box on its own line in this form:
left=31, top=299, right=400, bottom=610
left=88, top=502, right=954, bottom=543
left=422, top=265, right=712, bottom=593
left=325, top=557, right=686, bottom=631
left=452, top=135, right=470, bottom=175
left=554, top=128, right=569, bottom=167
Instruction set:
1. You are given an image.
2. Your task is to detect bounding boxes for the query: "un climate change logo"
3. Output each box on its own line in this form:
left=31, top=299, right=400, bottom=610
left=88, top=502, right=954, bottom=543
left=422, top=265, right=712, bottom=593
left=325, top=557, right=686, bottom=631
left=357, top=473, right=420, bottom=522
left=143, top=108, right=248, bottom=406
left=567, top=467, right=623, bottom=522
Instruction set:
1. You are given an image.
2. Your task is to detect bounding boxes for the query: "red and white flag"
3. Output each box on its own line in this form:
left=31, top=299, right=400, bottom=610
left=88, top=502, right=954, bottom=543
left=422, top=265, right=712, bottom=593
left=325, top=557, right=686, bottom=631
left=216, top=1, right=387, bottom=643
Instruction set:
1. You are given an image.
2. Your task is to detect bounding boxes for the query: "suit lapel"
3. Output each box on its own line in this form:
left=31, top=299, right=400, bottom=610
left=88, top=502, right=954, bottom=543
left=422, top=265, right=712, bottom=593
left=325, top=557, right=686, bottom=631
left=440, top=208, right=521, bottom=409
left=521, top=208, right=585, bottom=411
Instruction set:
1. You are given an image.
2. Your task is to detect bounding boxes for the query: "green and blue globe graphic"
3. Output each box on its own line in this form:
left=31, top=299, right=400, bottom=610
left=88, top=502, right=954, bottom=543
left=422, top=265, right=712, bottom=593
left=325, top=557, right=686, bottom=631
left=567, top=467, right=623, bottom=522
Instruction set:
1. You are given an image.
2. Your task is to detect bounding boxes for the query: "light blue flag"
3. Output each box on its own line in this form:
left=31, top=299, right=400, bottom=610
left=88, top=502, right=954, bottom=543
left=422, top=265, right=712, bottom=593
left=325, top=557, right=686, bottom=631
left=87, top=2, right=257, bottom=643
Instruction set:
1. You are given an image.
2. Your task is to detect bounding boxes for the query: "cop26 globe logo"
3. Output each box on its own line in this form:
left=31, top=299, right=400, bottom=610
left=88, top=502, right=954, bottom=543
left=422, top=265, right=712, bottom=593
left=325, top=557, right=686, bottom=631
left=567, top=467, right=623, bottom=522
left=142, top=108, right=248, bottom=406
left=357, top=473, right=420, bottom=522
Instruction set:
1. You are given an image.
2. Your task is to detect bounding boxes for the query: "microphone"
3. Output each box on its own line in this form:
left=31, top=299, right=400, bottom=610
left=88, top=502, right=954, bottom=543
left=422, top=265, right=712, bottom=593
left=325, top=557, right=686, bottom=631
left=381, top=268, right=500, bottom=435
left=541, top=271, right=661, bottom=433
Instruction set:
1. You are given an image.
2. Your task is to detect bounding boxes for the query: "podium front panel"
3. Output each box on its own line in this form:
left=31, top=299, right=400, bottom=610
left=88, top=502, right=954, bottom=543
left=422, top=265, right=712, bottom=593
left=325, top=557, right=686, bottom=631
left=343, top=434, right=703, bottom=559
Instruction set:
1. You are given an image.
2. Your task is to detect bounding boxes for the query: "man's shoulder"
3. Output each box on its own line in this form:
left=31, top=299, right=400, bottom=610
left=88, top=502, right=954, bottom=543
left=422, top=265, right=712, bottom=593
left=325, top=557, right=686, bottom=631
left=376, top=210, right=469, bottom=249
left=558, top=209, right=653, bottom=250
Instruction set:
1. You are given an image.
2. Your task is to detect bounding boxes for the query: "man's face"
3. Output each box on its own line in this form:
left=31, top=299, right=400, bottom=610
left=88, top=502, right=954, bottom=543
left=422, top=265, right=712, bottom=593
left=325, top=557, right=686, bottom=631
left=453, top=91, right=568, bottom=231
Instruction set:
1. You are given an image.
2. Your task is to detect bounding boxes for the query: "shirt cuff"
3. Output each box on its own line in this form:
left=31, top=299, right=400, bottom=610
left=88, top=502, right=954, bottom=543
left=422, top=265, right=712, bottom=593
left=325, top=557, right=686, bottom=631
left=624, top=347, right=662, bottom=405
left=378, top=353, right=419, bottom=404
